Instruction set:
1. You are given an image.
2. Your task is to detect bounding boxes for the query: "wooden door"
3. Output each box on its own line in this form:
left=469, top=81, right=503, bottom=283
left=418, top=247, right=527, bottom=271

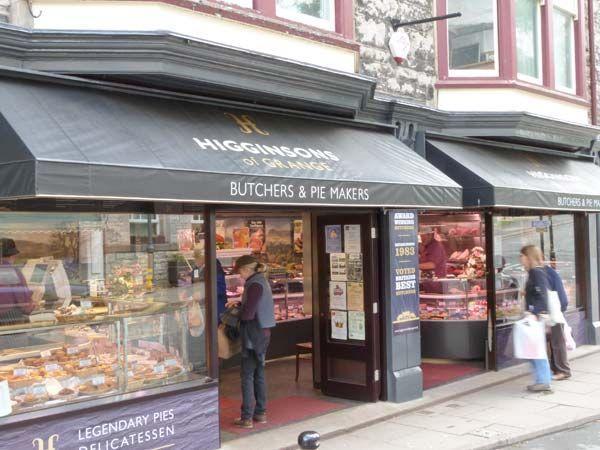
left=316, top=213, right=380, bottom=402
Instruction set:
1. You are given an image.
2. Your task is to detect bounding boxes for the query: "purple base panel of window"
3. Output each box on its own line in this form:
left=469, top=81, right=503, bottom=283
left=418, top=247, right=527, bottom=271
left=1, top=386, right=219, bottom=450
left=496, top=310, right=587, bottom=369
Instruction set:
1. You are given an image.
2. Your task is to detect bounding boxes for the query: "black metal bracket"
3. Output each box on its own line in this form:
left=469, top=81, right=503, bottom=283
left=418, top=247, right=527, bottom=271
left=391, top=12, right=461, bottom=31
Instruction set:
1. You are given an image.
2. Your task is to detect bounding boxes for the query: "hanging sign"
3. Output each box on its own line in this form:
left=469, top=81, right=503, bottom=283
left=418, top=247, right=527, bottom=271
left=388, top=210, right=420, bottom=335
left=389, top=29, right=411, bottom=65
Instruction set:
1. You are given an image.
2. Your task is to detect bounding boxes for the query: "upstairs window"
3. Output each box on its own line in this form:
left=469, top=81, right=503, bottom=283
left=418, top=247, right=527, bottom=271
left=276, top=0, right=335, bottom=30
left=553, top=0, right=577, bottom=92
left=447, top=0, right=498, bottom=76
left=516, top=0, right=542, bottom=82
left=221, top=0, right=253, bottom=7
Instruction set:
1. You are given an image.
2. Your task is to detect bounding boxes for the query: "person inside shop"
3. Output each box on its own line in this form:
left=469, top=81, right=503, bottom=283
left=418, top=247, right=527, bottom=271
left=191, top=248, right=227, bottom=322
left=519, top=245, right=552, bottom=392
left=231, top=255, right=275, bottom=429
left=0, top=238, right=41, bottom=325
left=494, top=255, right=519, bottom=290
left=544, top=258, right=571, bottom=381
left=419, top=230, right=447, bottom=278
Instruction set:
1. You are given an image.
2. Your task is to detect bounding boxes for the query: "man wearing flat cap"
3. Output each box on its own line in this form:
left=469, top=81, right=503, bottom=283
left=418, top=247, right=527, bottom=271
left=0, top=238, right=37, bottom=325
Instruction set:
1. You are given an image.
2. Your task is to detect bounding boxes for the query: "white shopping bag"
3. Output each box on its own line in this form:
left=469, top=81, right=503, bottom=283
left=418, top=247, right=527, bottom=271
left=513, top=316, right=548, bottom=360
left=564, top=323, right=576, bottom=351
left=547, top=290, right=565, bottom=325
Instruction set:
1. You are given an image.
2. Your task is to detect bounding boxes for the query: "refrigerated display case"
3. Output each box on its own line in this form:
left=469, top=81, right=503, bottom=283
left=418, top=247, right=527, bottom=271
left=0, top=303, right=196, bottom=417
left=419, top=213, right=488, bottom=360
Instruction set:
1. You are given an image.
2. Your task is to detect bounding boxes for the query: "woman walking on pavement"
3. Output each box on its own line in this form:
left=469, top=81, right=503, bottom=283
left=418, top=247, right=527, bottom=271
left=544, top=261, right=572, bottom=380
left=520, top=245, right=552, bottom=392
left=231, top=255, right=276, bottom=429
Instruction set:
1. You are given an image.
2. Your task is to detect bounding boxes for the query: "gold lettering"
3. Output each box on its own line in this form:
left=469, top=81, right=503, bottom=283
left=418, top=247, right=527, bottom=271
left=224, top=113, right=270, bottom=136
left=32, top=435, right=59, bottom=450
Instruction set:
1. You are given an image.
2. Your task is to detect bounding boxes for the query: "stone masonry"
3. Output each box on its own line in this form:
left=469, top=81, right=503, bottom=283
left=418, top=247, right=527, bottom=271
left=355, top=0, right=436, bottom=104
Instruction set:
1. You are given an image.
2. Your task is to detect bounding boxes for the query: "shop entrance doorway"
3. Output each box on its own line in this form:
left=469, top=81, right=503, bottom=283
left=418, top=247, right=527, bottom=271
left=215, top=209, right=369, bottom=441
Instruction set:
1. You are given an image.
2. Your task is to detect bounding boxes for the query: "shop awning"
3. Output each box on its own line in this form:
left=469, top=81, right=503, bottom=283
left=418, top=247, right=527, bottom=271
left=427, top=136, right=600, bottom=211
left=0, top=74, right=461, bottom=208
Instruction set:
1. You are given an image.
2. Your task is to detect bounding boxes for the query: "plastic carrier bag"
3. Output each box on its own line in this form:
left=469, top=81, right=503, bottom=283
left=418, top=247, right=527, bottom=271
left=513, top=316, right=547, bottom=360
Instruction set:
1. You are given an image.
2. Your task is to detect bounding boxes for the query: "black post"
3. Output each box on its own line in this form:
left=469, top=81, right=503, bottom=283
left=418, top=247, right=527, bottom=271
left=391, top=12, right=461, bottom=31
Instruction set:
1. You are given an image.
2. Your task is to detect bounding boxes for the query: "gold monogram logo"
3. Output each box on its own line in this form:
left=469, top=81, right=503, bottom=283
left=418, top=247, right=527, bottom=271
left=32, top=434, right=59, bottom=450
left=224, top=113, right=270, bottom=136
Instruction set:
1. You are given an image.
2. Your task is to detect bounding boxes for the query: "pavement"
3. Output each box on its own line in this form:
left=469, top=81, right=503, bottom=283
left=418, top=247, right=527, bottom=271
left=221, top=345, right=600, bottom=450
left=507, top=419, right=600, bottom=449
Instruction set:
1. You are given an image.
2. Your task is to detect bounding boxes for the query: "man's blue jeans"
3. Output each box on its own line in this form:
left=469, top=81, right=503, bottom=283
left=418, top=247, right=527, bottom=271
left=530, top=358, right=552, bottom=385
left=240, top=350, right=267, bottom=420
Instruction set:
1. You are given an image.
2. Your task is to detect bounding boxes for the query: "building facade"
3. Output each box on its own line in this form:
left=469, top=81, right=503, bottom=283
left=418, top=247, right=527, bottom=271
left=0, top=1, right=599, bottom=449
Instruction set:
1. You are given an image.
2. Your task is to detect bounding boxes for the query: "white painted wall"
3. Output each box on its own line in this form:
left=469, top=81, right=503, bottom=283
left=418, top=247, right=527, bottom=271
left=437, top=88, right=590, bottom=124
left=31, top=0, right=358, bottom=73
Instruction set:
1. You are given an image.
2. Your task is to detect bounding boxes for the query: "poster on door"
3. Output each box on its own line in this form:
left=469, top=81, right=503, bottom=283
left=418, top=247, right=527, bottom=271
left=388, top=210, right=420, bottom=335
left=331, top=310, right=348, bottom=340
left=348, top=311, right=365, bottom=340
left=343, top=224, right=361, bottom=253
left=346, top=282, right=364, bottom=311
left=330, top=253, right=347, bottom=281
left=329, top=281, right=347, bottom=310
left=325, top=225, right=342, bottom=253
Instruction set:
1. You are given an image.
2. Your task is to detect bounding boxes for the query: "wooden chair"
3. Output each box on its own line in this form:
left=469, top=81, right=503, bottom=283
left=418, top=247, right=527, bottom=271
left=295, top=342, right=312, bottom=382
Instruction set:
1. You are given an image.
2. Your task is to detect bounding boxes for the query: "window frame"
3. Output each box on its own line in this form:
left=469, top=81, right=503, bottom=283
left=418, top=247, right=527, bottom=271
left=552, top=4, right=577, bottom=94
left=275, top=0, right=336, bottom=31
left=214, top=0, right=352, bottom=38
left=435, top=0, right=587, bottom=101
left=446, top=0, right=500, bottom=78
left=515, top=0, right=543, bottom=85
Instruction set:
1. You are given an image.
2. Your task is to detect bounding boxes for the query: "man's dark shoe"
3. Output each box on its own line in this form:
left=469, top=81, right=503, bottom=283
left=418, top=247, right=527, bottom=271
left=552, top=373, right=571, bottom=381
left=233, top=418, right=253, bottom=428
left=253, top=413, right=267, bottom=424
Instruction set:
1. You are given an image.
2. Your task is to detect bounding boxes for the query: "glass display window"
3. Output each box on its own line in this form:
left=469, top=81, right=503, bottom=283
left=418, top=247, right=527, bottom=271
left=493, top=214, right=579, bottom=322
left=0, top=211, right=209, bottom=416
left=217, top=214, right=309, bottom=323
left=0, top=305, right=195, bottom=417
left=418, top=213, right=487, bottom=322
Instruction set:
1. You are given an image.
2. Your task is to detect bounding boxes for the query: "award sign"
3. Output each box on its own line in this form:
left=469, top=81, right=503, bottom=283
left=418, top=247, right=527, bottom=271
left=388, top=210, right=420, bottom=335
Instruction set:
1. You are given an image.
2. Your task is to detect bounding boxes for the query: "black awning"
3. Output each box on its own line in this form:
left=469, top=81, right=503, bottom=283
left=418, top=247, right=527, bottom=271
left=0, top=75, right=461, bottom=208
left=427, top=136, right=600, bottom=211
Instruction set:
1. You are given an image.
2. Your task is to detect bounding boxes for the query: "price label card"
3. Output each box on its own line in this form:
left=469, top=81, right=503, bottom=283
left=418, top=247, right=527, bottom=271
left=81, top=300, right=92, bottom=309
left=45, top=364, right=60, bottom=372
left=13, top=368, right=28, bottom=377
left=92, top=375, right=105, bottom=386
left=40, top=350, right=52, bottom=358
left=79, top=359, right=92, bottom=368
left=67, top=347, right=79, bottom=355
left=154, top=364, right=165, bottom=374
left=164, top=359, right=177, bottom=367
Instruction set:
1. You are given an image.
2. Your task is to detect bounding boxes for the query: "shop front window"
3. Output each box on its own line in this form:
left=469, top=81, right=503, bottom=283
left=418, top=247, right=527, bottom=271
left=216, top=215, right=308, bottom=323
left=493, top=214, right=579, bottom=323
left=447, top=0, right=498, bottom=75
left=516, top=0, right=542, bottom=82
left=276, top=0, right=335, bottom=31
left=0, top=211, right=207, bottom=416
left=419, top=213, right=487, bottom=322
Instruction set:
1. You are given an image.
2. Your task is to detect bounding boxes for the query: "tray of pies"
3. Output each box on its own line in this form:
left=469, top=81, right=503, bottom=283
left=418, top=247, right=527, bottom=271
left=15, top=392, right=50, bottom=408
left=49, top=387, right=79, bottom=401
left=78, top=379, right=116, bottom=396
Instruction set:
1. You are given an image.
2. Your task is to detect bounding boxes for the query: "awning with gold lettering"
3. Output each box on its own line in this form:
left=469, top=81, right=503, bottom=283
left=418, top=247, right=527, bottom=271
left=0, top=71, right=461, bottom=208
left=427, top=135, right=600, bottom=211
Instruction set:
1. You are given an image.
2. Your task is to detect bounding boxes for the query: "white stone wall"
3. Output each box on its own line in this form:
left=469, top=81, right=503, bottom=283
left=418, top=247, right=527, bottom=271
left=355, top=0, right=436, bottom=104
left=0, top=0, right=9, bottom=22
